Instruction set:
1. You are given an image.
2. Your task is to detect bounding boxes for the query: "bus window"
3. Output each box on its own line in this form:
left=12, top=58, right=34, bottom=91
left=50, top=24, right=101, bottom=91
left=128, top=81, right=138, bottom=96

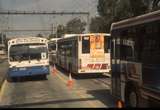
left=121, top=45, right=133, bottom=60
left=10, top=44, right=48, bottom=62
left=82, top=36, right=90, bottom=53
left=104, top=37, right=111, bottom=53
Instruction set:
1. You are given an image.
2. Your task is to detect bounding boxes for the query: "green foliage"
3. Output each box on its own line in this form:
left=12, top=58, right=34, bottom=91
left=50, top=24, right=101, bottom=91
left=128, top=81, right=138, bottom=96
left=57, top=25, right=66, bottom=38
left=36, top=33, right=43, bottom=38
left=65, top=18, right=86, bottom=34
left=90, top=0, right=160, bottom=33
left=48, top=34, right=56, bottom=39
left=89, top=16, right=107, bottom=33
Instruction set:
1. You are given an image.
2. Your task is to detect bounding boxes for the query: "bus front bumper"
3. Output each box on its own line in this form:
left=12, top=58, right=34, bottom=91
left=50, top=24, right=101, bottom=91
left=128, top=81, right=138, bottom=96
left=8, top=66, right=50, bottom=77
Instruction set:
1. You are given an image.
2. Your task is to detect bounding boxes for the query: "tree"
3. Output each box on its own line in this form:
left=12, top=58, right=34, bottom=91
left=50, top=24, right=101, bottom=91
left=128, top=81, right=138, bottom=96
left=36, top=33, right=43, bottom=38
left=48, top=33, right=56, bottom=40
left=65, top=18, right=86, bottom=34
left=89, top=16, right=107, bottom=33
left=95, top=0, right=159, bottom=32
left=56, top=25, right=66, bottom=38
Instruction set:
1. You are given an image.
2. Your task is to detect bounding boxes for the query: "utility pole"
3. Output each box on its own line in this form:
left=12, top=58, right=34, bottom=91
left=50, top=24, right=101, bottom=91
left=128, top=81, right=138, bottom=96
left=0, top=10, right=90, bottom=33
left=51, top=23, right=54, bottom=35
left=54, top=25, right=57, bottom=38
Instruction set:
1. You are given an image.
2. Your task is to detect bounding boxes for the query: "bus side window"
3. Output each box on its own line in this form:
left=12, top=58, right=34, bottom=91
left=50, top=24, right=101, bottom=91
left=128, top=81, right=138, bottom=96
left=121, top=44, right=134, bottom=61
left=82, top=36, right=90, bottom=53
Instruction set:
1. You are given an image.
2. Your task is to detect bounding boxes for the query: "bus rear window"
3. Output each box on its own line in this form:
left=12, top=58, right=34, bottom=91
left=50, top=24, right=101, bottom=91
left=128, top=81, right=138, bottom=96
left=82, top=36, right=90, bottom=53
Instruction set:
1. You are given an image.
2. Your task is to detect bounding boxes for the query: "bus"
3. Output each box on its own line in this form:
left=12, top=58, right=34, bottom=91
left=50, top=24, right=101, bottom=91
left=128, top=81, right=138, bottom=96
left=56, top=33, right=111, bottom=74
left=111, top=10, right=160, bottom=107
left=7, top=37, right=49, bottom=81
left=48, top=38, right=61, bottom=65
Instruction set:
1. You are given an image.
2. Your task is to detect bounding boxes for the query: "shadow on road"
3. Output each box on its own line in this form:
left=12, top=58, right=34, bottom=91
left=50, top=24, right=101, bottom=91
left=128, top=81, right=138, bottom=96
left=55, top=64, right=110, bottom=80
left=1, top=97, right=96, bottom=108
left=8, top=75, right=48, bottom=83
left=86, top=89, right=116, bottom=108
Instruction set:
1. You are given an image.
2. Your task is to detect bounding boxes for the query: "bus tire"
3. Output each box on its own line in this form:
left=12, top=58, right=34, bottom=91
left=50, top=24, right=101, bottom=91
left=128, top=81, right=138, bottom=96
left=125, top=84, right=141, bottom=107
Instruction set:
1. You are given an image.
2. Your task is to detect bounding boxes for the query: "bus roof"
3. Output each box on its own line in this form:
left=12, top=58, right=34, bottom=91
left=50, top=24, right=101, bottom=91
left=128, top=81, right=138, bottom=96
left=80, top=33, right=110, bottom=36
left=50, top=38, right=61, bottom=41
left=62, top=33, right=110, bottom=38
left=8, top=37, right=48, bottom=45
left=58, top=33, right=111, bottom=42
left=111, top=10, right=160, bottom=30
left=62, top=34, right=80, bottom=38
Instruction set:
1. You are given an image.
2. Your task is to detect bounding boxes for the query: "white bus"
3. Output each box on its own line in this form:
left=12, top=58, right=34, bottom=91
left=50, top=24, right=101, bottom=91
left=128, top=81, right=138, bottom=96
left=56, top=33, right=111, bottom=74
left=7, top=37, right=49, bottom=80
left=48, top=38, right=61, bottom=65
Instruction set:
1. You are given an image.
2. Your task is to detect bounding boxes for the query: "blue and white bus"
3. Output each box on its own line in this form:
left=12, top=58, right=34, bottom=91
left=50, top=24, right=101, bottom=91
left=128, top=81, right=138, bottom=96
left=7, top=37, right=49, bottom=81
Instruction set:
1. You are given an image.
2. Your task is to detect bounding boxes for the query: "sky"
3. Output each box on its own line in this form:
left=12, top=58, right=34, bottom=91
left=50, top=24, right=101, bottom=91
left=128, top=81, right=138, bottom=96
left=0, top=0, right=98, bottom=36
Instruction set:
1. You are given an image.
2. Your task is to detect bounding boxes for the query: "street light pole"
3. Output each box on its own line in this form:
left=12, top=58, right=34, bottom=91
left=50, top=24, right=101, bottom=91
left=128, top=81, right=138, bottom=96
left=51, top=23, right=54, bottom=35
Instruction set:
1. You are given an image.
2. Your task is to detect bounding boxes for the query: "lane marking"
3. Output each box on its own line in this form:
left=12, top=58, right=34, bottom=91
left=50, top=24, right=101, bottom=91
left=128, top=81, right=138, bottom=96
left=75, top=89, right=97, bottom=107
left=56, top=73, right=67, bottom=84
left=0, top=80, right=7, bottom=102
left=52, top=68, right=98, bottom=107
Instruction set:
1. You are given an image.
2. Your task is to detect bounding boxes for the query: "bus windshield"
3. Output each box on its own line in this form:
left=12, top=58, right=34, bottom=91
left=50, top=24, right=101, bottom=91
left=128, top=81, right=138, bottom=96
left=48, top=43, right=56, bottom=52
left=9, top=43, right=48, bottom=62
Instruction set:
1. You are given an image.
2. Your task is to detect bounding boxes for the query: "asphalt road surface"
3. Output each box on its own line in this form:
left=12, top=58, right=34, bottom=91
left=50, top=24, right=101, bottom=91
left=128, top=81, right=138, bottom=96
left=0, top=57, right=8, bottom=89
left=0, top=65, right=115, bottom=108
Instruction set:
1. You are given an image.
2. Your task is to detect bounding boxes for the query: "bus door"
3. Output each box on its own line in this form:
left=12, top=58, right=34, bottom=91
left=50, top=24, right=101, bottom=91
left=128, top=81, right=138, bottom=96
left=111, top=37, right=121, bottom=98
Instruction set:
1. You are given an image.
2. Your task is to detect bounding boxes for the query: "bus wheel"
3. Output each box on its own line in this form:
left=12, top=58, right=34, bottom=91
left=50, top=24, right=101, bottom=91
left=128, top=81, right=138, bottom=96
left=126, top=86, right=140, bottom=107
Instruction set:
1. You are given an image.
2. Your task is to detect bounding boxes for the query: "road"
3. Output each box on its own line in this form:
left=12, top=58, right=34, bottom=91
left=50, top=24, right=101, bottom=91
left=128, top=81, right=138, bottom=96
left=0, top=64, right=115, bottom=108
left=0, top=55, right=8, bottom=89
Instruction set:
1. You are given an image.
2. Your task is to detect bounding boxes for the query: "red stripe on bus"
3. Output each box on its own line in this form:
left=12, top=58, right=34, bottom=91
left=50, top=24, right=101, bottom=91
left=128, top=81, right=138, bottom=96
left=101, top=64, right=108, bottom=69
left=87, top=64, right=109, bottom=69
left=94, top=64, right=101, bottom=69
left=87, top=64, right=94, bottom=69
